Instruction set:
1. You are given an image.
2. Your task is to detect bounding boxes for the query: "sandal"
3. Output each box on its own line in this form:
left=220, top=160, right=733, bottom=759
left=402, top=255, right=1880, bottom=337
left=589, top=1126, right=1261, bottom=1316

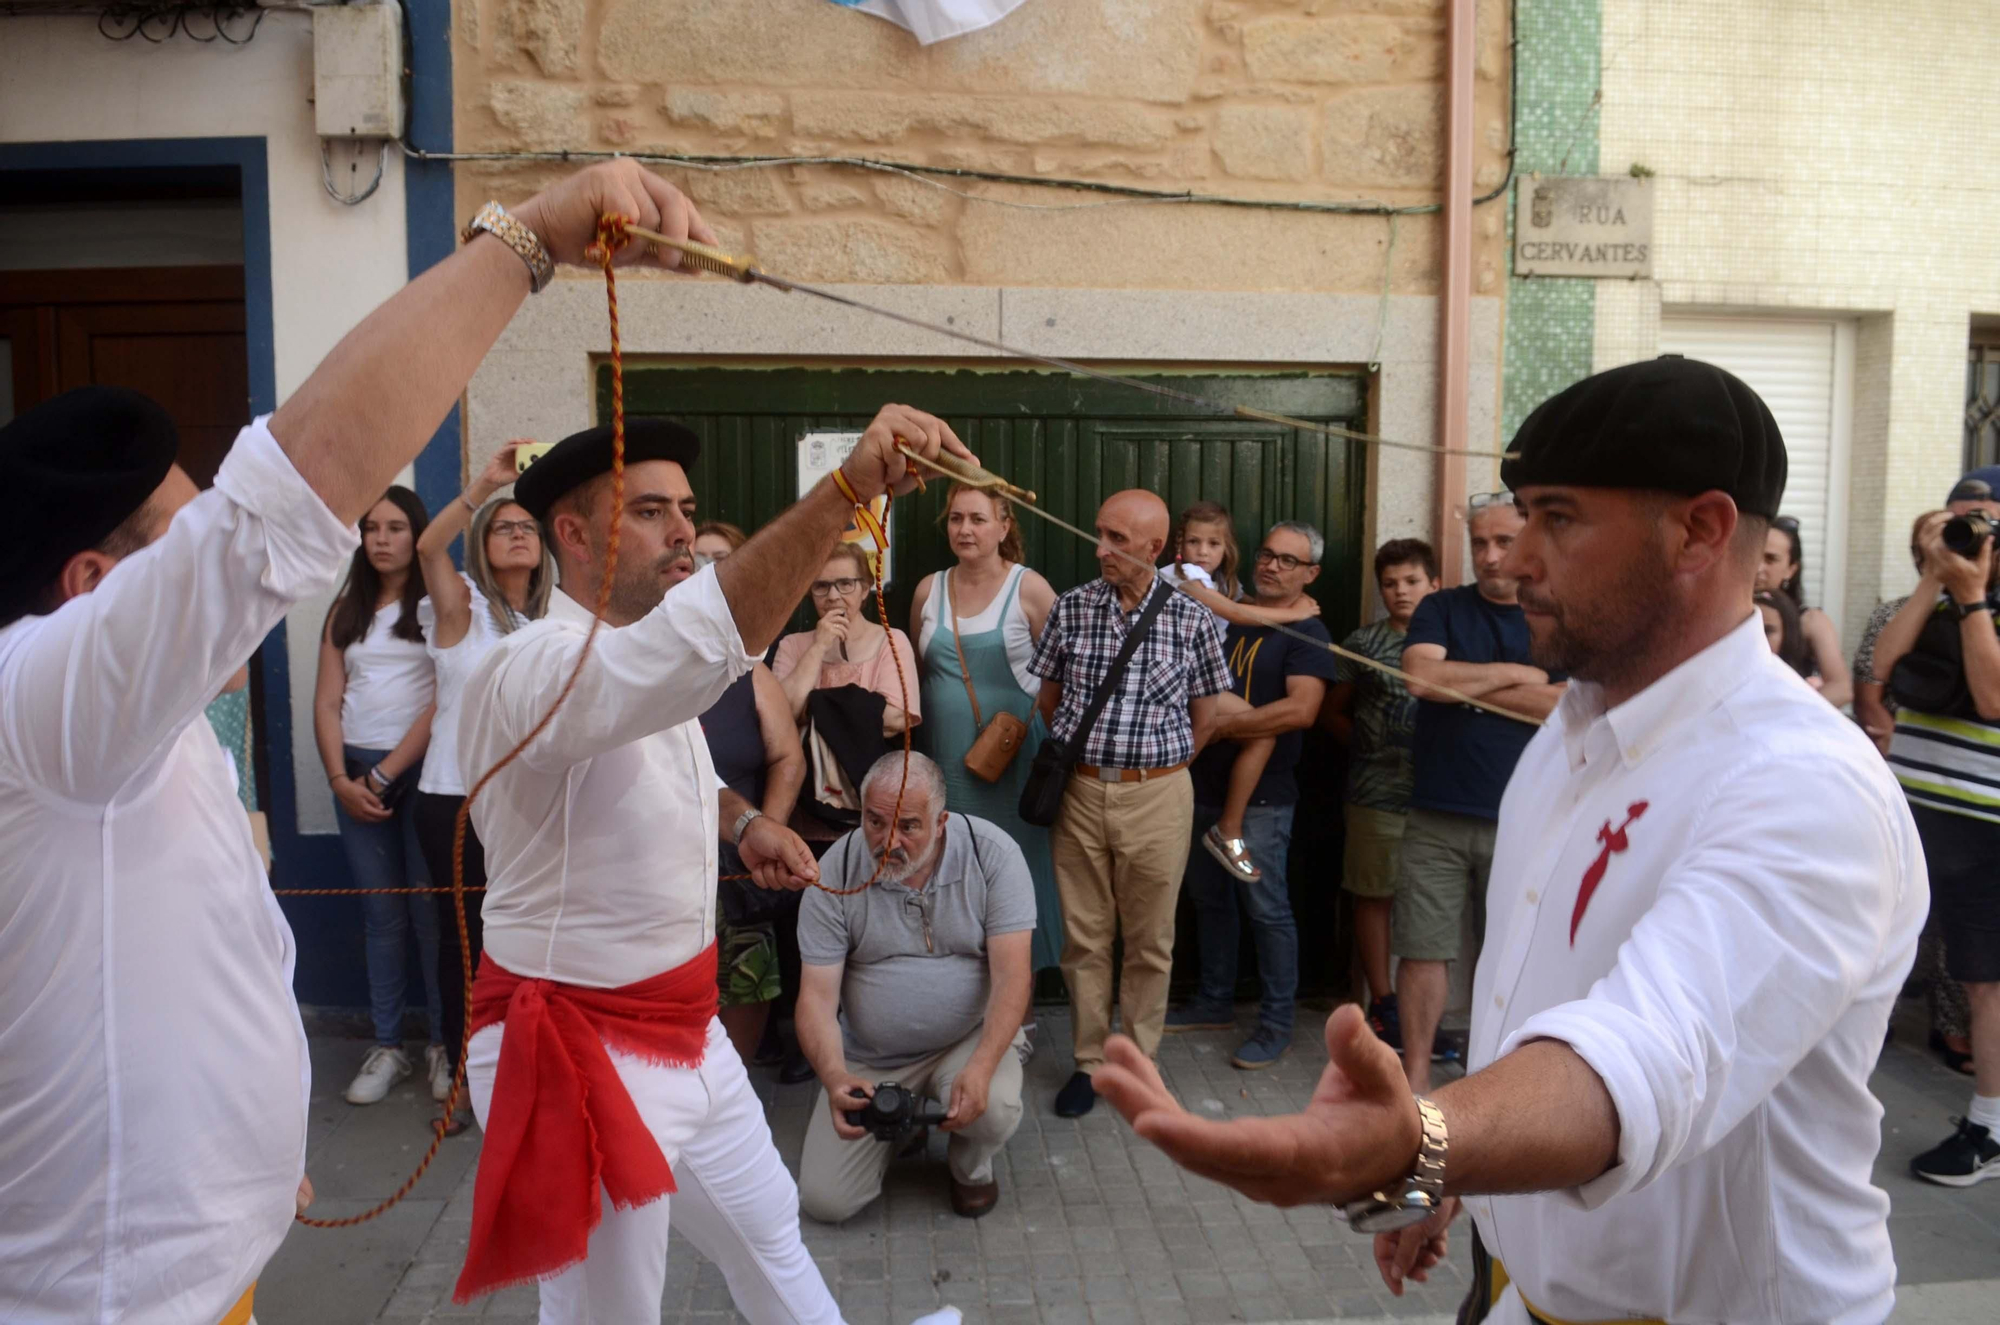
left=1202, top=824, right=1262, bottom=881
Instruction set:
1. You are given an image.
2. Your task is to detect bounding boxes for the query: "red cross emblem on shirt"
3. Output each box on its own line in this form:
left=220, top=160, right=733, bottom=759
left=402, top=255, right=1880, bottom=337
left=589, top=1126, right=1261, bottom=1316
left=1570, top=801, right=1649, bottom=946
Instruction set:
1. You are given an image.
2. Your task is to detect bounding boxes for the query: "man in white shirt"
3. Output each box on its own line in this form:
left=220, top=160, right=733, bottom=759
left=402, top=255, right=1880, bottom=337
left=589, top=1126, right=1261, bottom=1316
left=0, top=160, right=722, bottom=1325
left=453, top=407, right=972, bottom=1321
left=1094, top=356, right=1927, bottom=1325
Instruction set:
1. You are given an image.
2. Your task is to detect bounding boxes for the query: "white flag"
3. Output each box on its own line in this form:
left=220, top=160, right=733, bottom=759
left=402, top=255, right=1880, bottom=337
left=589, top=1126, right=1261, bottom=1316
left=826, top=0, right=1028, bottom=45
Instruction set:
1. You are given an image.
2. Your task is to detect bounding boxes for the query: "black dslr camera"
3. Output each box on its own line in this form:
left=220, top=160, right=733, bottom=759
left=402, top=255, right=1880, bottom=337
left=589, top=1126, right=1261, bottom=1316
left=845, top=1083, right=949, bottom=1142
left=1943, top=511, right=1997, bottom=557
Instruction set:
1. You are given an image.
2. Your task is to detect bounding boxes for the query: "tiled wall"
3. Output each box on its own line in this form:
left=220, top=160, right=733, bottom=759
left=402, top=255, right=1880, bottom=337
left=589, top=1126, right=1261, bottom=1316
left=1595, top=0, right=2000, bottom=633
left=1499, top=0, right=1602, bottom=442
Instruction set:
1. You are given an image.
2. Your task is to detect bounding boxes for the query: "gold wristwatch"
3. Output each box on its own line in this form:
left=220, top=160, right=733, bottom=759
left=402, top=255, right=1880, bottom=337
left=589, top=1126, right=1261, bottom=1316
left=1343, top=1096, right=1448, bottom=1234
left=462, top=201, right=555, bottom=293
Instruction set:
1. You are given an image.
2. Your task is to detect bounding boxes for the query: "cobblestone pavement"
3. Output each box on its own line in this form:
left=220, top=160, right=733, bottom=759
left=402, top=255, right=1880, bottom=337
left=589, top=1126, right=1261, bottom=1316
left=261, top=999, right=2000, bottom=1324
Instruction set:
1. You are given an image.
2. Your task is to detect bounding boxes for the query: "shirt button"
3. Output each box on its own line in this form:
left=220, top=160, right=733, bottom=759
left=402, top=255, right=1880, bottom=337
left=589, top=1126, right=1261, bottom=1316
left=1525, top=889, right=1539, bottom=905
left=1626, top=746, right=1642, bottom=761
left=1493, top=995, right=1505, bottom=1010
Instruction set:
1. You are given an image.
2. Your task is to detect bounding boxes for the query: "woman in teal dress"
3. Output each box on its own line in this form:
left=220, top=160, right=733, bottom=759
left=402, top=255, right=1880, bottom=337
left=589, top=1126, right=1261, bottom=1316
left=909, top=483, right=1064, bottom=973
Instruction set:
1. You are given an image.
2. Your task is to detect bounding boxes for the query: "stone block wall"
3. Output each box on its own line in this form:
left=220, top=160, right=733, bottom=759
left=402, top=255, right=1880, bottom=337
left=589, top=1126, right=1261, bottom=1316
left=452, top=0, right=1512, bottom=294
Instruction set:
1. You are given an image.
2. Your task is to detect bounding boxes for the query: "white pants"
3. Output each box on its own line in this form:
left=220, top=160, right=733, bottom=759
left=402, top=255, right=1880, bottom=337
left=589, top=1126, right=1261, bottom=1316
left=467, top=1017, right=842, bottom=1325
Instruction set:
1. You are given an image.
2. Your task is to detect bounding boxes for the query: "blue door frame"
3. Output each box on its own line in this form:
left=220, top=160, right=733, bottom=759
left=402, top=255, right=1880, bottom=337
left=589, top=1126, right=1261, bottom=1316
left=1, top=0, right=457, bottom=1010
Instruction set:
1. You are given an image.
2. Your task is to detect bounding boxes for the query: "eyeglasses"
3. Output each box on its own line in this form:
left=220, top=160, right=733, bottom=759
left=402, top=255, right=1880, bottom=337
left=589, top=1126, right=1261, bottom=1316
left=488, top=519, right=539, bottom=538
left=1253, top=548, right=1317, bottom=571
left=902, top=892, right=934, bottom=953
left=810, top=577, right=865, bottom=597
left=1466, top=491, right=1515, bottom=511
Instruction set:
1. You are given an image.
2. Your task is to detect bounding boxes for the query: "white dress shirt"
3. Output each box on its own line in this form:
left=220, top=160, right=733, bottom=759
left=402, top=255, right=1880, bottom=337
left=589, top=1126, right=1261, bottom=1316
left=1465, top=613, right=1926, bottom=1325
left=0, top=419, right=356, bottom=1323
left=460, top=570, right=756, bottom=989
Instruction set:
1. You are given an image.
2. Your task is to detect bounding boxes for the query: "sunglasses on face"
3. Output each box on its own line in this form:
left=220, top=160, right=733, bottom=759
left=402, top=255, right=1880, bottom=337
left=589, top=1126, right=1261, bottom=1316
left=1253, top=548, right=1316, bottom=572
left=810, top=578, right=865, bottom=598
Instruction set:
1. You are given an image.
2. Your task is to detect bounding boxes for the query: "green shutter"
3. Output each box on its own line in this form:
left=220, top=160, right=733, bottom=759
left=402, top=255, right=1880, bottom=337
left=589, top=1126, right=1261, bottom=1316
left=602, top=365, right=1367, bottom=636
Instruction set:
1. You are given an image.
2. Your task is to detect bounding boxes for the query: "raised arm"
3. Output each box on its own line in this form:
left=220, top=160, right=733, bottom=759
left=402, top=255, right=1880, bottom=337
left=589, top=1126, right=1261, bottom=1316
left=272, top=164, right=714, bottom=528
left=416, top=442, right=524, bottom=650
left=712, top=405, right=973, bottom=657
left=0, top=163, right=715, bottom=804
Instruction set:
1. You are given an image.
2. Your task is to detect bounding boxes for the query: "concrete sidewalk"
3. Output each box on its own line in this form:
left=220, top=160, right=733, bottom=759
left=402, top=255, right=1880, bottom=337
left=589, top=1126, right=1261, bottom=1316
left=259, top=998, right=2000, bottom=1323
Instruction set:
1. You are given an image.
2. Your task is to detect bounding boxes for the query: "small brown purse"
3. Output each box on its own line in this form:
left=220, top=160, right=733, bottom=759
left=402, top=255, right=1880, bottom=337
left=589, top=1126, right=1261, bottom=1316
left=950, top=571, right=1029, bottom=783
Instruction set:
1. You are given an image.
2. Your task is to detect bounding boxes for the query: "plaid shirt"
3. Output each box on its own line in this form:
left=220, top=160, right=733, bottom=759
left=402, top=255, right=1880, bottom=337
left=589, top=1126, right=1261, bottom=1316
left=1027, top=577, right=1231, bottom=768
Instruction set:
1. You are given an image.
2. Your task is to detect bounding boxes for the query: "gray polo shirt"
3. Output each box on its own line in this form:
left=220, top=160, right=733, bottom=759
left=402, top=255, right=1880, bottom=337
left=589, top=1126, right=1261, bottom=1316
left=798, top=812, right=1036, bottom=1069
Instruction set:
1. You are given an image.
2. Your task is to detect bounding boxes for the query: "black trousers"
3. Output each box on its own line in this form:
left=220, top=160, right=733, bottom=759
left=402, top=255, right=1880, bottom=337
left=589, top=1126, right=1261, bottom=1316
left=412, top=790, right=488, bottom=1068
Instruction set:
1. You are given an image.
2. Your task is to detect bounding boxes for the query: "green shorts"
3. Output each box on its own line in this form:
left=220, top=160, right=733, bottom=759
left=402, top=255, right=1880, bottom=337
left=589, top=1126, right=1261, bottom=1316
left=1341, top=803, right=1408, bottom=899
left=716, top=920, right=781, bottom=1008
left=1390, top=808, right=1495, bottom=961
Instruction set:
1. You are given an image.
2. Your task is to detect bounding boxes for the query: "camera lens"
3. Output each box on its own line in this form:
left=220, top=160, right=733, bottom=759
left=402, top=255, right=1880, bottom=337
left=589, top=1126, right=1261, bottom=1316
left=871, top=1085, right=905, bottom=1116
left=1944, top=514, right=1992, bottom=556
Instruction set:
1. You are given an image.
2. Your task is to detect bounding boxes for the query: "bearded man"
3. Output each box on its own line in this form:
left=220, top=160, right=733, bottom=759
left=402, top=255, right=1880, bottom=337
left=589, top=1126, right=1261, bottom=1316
left=793, top=752, right=1036, bottom=1223
left=1096, top=356, right=1926, bottom=1325
left=452, top=409, right=973, bottom=1322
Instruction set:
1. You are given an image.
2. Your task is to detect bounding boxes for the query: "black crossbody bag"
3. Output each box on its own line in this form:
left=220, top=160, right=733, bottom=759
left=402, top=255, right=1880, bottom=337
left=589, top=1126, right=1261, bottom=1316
left=1018, top=583, right=1171, bottom=827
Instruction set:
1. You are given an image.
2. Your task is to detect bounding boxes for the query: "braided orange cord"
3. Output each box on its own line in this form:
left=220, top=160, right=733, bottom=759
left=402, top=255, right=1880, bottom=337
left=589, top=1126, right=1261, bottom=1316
left=298, top=217, right=634, bottom=1229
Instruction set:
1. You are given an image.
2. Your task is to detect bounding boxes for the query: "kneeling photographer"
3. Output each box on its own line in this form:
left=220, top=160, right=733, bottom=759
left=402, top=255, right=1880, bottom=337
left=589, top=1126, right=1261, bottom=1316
left=795, top=752, right=1035, bottom=1221
left=1876, top=470, right=2000, bottom=1188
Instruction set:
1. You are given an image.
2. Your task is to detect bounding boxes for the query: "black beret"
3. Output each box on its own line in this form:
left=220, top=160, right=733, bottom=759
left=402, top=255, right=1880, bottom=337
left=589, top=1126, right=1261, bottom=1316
left=513, top=418, right=701, bottom=523
left=1501, top=356, right=1787, bottom=519
left=0, top=386, right=179, bottom=624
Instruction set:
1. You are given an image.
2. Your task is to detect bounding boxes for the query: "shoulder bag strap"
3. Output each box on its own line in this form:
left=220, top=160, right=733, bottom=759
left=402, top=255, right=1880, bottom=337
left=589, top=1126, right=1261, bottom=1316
left=1068, top=582, right=1171, bottom=754
left=947, top=570, right=986, bottom=733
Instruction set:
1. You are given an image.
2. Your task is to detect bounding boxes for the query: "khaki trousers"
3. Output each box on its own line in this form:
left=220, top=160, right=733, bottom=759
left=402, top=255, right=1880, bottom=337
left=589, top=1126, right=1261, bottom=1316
left=797, top=1024, right=1028, bottom=1225
left=1051, top=769, right=1195, bottom=1072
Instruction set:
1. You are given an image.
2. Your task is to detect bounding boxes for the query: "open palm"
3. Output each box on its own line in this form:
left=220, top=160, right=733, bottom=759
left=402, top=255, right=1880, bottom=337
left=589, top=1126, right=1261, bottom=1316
left=1094, top=1004, right=1420, bottom=1208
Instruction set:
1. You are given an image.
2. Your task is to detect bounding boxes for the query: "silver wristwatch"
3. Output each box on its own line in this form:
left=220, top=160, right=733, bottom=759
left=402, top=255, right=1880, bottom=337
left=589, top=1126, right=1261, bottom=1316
left=731, top=806, right=764, bottom=844
left=462, top=201, right=555, bottom=293
left=1343, top=1096, right=1448, bottom=1234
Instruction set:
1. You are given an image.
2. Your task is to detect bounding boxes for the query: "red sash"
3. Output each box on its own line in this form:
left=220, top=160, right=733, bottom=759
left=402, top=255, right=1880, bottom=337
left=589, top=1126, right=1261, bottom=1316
left=453, top=945, right=719, bottom=1303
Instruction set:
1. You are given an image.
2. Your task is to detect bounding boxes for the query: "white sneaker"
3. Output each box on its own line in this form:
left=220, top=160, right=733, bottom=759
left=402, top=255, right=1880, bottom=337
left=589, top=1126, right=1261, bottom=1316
left=345, top=1045, right=411, bottom=1105
left=426, top=1044, right=453, bottom=1103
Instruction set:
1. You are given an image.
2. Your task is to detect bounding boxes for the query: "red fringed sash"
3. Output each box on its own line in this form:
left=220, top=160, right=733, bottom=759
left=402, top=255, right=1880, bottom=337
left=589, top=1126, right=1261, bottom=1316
left=453, top=945, right=719, bottom=1302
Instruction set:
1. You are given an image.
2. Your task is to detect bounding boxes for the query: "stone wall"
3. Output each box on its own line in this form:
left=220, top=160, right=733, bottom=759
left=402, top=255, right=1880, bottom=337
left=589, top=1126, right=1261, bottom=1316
left=452, top=0, right=1513, bottom=294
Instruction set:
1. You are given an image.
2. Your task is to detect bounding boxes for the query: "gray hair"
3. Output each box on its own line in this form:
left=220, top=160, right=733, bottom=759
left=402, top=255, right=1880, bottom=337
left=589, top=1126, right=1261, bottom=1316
left=859, top=750, right=947, bottom=815
left=1266, top=520, right=1324, bottom=566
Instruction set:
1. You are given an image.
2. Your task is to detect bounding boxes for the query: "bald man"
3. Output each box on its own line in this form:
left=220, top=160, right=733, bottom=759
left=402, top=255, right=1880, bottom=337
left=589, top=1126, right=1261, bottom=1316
left=1027, top=490, right=1231, bottom=1116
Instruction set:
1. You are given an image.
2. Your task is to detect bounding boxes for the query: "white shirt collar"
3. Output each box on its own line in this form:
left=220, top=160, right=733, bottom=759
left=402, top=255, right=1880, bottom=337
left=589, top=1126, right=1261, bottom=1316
left=546, top=586, right=596, bottom=625
left=1556, top=610, right=1768, bottom=774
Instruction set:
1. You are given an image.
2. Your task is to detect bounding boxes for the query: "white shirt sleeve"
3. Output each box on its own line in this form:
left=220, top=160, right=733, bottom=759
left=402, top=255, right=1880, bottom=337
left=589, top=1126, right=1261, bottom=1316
left=484, top=565, right=758, bottom=774
left=0, top=417, right=356, bottom=803
left=1496, top=754, right=1914, bottom=1209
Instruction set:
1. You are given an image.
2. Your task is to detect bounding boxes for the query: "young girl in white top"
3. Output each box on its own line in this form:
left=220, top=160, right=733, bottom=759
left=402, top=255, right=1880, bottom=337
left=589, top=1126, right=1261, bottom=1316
left=412, top=442, right=554, bottom=1131
left=1166, top=502, right=1320, bottom=882
left=313, top=485, right=443, bottom=1108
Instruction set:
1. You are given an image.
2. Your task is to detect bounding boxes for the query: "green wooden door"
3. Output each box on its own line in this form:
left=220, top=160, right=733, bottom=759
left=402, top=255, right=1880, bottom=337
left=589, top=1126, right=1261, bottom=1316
left=606, top=365, right=1368, bottom=635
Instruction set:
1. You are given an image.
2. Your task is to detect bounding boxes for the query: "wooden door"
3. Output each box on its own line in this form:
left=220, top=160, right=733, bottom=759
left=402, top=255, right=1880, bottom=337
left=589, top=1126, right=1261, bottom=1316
left=2, top=266, right=249, bottom=487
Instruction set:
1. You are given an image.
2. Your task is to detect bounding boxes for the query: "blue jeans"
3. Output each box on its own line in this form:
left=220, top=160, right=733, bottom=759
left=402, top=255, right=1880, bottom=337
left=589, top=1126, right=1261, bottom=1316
left=1183, top=802, right=1298, bottom=1038
left=335, top=744, right=443, bottom=1047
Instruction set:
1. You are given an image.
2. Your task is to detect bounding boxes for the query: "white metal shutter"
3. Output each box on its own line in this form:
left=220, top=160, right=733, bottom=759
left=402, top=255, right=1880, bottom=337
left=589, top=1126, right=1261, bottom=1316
left=1658, top=316, right=1848, bottom=622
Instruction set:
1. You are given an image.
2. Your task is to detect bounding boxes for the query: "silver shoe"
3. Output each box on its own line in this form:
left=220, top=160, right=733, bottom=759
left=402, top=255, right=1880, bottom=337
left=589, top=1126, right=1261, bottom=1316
left=1201, top=824, right=1262, bottom=881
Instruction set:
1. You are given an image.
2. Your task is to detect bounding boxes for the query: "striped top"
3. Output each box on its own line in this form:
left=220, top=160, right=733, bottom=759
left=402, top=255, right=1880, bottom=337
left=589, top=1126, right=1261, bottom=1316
left=1887, top=601, right=2000, bottom=822
left=1889, top=707, right=2000, bottom=824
